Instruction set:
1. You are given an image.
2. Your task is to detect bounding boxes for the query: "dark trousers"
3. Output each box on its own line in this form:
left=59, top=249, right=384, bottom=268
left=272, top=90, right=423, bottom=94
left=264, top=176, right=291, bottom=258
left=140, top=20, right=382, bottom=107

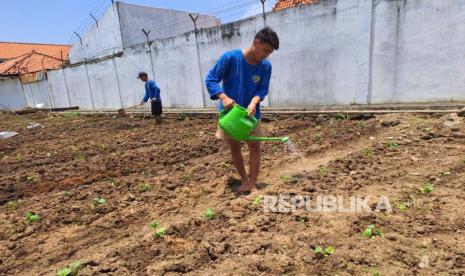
left=151, top=100, right=162, bottom=124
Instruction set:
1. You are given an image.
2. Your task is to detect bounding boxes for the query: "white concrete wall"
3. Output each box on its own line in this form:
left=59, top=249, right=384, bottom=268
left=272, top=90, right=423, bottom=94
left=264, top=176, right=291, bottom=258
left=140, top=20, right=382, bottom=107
left=63, top=66, right=94, bottom=109
left=48, top=69, right=71, bottom=108
left=114, top=46, right=153, bottom=108
left=118, top=2, right=219, bottom=48
left=69, top=3, right=123, bottom=63
left=87, top=59, right=122, bottom=110
left=371, top=0, right=465, bottom=103
left=151, top=33, right=205, bottom=108
left=33, top=0, right=465, bottom=111
left=0, top=77, right=26, bottom=110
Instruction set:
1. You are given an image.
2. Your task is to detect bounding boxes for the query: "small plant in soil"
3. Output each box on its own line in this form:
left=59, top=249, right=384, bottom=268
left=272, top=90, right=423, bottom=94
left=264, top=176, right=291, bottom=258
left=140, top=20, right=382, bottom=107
left=15, top=153, right=22, bottom=161
left=140, top=183, right=151, bottom=193
left=252, top=196, right=263, bottom=205
left=314, top=245, right=335, bottom=259
left=4, top=201, right=17, bottom=210
left=149, top=221, right=159, bottom=229
left=439, top=171, right=451, bottom=176
left=314, top=133, right=321, bottom=141
left=421, top=182, right=434, bottom=194
left=154, top=227, right=166, bottom=238
left=319, top=167, right=329, bottom=176
left=26, top=211, right=41, bottom=223
left=56, top=260, right=83, bottom=276
left=361, top=148, right=374, bottom=156
left=203, top=208, right=215, bottom=220
left=26, top=175, right=36, bottom=182
left=279, top=175, right=290, bottom=182
left=63, top=191, right=72, bottom=197
left=396, top=202, right=408, bottom=211
left=362, top=224, right=382, bottom=238
left=387, top=141, right=399, bottom=149
left=92, top=198, right=107, bottom=207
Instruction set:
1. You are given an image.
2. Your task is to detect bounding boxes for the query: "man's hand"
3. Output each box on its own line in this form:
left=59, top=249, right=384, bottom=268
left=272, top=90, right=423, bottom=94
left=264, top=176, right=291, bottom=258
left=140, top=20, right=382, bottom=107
left=219, top=93, right=235, bottom=110
left=247, top=96, right=261, bottom=116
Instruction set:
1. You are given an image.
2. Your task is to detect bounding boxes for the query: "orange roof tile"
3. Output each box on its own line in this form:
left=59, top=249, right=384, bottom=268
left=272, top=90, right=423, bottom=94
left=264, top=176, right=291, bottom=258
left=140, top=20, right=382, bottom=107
left=0, top=51, right=68, bottom=76
left=272, top=0, right=319, bottom=11
left=0, top=42, right=70, bottom=61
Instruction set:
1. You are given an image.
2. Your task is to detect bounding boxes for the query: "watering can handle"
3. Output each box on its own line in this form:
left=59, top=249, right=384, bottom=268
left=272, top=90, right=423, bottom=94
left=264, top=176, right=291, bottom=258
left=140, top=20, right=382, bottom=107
left=246, top=114, right=258, bottom=125
left=219, top=103, right=238, bottom=119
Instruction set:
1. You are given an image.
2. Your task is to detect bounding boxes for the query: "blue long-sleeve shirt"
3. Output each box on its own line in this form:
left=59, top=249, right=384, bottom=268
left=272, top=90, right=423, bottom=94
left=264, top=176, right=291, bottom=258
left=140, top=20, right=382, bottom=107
left=143, top=80, right=161, bottom=102
left=205, top=49, right=272, bottom=119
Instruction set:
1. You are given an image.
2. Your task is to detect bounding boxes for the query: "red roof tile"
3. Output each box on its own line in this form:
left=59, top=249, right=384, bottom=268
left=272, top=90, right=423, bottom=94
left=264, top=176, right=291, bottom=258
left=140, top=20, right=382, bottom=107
left=272, top=0, right=319, bottom=11
left=0, top=42, right=70, bottom=61
left=0, top=51, right=68, bottom=76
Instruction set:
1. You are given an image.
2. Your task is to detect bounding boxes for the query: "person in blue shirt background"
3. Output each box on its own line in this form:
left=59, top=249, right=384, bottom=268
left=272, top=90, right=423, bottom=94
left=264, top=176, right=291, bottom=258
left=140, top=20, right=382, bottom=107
left=205, top=27, right=279, bottom=192
left=138, top=72, right=162, bottom=124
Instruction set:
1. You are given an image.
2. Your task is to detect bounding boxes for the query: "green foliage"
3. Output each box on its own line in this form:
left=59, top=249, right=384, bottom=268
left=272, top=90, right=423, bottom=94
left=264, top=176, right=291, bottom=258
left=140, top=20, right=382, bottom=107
left=386, top=141, right=399, bottom=149
left=361, top=148, right=374, bottom=156
left=155, top=227, right=166, bottom=238
left=57, top=260, right=83, bottom=276
left=319, top=167, right=329, bottom=176
left=363, top=224, right=382, bottom=238
left=421, top=182, right=434, bottom=194
left=314, top=245, right=335, bottom=258
left=252, top=196, right=263, bottom=205
left=92, top=198, right=107, bottom=207
left=26, top=211, right=41, bottom=223
left=140, top=183, right=151, bottom=193
left=203, top=208, right=215, bottom=220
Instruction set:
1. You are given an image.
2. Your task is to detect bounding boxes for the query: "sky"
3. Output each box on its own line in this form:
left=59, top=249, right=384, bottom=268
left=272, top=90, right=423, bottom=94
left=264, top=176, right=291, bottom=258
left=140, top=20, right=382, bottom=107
left=0, top=0, right=276, bottom=45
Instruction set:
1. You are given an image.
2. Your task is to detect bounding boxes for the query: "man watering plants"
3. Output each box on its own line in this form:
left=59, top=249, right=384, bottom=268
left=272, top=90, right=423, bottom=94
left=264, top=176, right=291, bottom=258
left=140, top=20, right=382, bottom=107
left=205, top=27, right=279, bottom=192
left=138, top=72, right=162, bottom=124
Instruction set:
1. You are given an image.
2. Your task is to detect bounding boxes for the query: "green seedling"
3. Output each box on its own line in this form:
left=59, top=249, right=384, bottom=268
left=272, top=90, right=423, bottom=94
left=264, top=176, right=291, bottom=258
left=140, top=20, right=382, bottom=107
left=363, top=224, right=382, bottom=238
left=439, top=171, right=451, bottom=176
left=57, top=260, right=83, bottom=276
left=252, top=196, right=263, bottom=205
left=155, top=227, right=166, bottom=238
left=314, top=133, right=321, bottom=141
left=92, top=198, right=107, bottom=206
left=74, top=154, right=86, bottom=161
left=26, top=175, right=36, bottom=182
left=314, top=245, right=335, bottom=259
left=15, top=153, right=23, bottom=161
left=387, top=141, right=399, bottom=149
left=26, top=211, right=41, bottom=223
left=319, top=167, right=329, bottom=176
left=297, top=217, right=306, bottom=224
left=149, top=221, right=159, bottom=229
left=63, top=191, right=72, bottom=197
left=279, top=175, right=290, bottom=182
left=396, top=202, right=408, bottom=211
left=421, top=182, right=433, bottom=194
left=4, top=201, right=17, bottom=210
left=362, top=148, right=374, bottom=156
left=181, top=175, right=191, bottom=182
left=140, top=183, right=151, bottom=193
left=203, top=208, right=215, bottom=220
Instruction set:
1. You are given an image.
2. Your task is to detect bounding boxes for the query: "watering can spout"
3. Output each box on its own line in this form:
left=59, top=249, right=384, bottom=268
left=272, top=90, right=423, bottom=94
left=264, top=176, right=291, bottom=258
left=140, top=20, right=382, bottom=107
left=246, top=136, right=289, bottom=142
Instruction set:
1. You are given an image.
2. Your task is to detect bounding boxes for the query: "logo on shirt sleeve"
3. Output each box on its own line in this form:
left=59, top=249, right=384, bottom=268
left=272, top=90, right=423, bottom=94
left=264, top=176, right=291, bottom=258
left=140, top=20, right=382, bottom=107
left=252, top=75, right=261, bottom=84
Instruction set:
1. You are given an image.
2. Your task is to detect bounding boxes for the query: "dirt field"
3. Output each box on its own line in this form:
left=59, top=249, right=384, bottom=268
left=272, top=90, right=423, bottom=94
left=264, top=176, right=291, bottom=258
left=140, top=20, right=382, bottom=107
left=1, top=111, right=464, bottom=275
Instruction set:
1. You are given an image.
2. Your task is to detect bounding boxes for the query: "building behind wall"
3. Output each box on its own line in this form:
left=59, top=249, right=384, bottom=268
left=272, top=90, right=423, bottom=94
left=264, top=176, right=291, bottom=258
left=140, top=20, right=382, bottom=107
left=0, top=42, right=70, bottom=110
left=69, top=1, right=221, bottom=63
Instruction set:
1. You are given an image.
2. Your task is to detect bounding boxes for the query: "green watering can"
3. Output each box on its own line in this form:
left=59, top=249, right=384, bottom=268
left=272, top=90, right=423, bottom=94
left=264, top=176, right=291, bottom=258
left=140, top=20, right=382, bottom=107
left=219, top=105, right=289, bottom=142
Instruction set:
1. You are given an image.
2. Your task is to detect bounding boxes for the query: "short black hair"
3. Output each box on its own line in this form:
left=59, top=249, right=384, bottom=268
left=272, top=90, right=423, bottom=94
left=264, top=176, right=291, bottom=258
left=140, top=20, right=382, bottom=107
left=137, top=71, right=148, bottom=79
left=254, top=27, right=279, bottom=50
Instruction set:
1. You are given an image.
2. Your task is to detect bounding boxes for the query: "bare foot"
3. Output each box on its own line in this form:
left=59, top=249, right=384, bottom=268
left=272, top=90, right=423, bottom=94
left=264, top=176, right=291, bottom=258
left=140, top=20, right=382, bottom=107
left=237, top=183, right=257, bottom=192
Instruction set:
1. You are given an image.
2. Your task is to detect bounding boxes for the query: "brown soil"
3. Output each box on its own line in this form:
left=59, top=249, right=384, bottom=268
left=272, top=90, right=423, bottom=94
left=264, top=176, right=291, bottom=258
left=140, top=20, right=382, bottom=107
left=0, top=111, right=464, bottom=275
